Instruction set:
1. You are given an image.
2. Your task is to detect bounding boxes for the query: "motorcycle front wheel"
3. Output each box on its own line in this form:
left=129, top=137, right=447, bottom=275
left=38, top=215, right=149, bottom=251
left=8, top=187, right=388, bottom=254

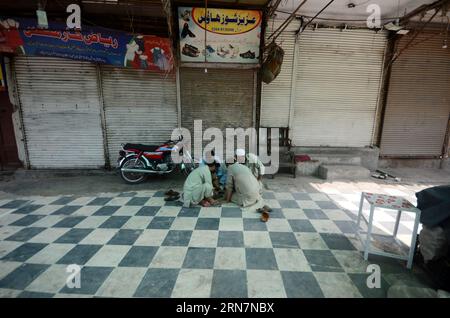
left=120, top=157, right=147, bottom=184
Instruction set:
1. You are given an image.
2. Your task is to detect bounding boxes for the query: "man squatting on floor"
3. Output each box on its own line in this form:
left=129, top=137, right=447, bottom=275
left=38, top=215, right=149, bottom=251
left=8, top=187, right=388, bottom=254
left=182, top=149, right=264, bottom=208
left=182, top=161, right=219, bottom=208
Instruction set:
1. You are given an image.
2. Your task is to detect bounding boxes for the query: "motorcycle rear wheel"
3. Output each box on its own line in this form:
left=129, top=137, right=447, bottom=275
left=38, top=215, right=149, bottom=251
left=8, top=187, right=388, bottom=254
left=120, top=157, right=147, bottom=184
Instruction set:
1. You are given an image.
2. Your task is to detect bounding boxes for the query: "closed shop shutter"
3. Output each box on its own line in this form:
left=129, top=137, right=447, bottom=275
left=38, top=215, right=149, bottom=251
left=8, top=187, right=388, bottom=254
left=14, top=56, right=105, bottom=168
left=380, top=32, right=450, bottom=157
left=100, top=66, right=177, bottom=166
left=180, top=67, right=255, bottom=152
left=292, top=28, right=387, bottom=147
left=260, top=19, right=301, bottom=128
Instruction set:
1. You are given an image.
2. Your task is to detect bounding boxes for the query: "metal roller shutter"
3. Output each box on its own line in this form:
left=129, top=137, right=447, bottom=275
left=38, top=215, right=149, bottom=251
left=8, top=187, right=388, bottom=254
left=14, top=56, right=105, bottom=168
left=100, top=66, right=178, bottom=166
left=180, top=67, right=255, bottom=152
left=292, top=28, right=387, bottom=147
left=260, top=19, right=301, bottom=128
left=380, top=32, right=450, bottom=157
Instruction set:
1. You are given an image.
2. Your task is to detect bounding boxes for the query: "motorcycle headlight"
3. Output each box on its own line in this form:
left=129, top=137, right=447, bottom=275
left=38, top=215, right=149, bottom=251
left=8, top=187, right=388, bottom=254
left=119, top=150, right=126, bottom=157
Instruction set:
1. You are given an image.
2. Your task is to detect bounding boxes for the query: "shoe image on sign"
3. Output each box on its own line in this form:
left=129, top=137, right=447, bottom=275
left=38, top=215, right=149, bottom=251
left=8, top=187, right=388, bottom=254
left=181, top=23, right=188, bottom=39
left=181, top=23, right=196, bottom=39
left=181, top=10, right=190, bottom=22
left=217, top=45, right=230, bottom=58
left=186, top=44, right=198, bottom=51
left=182, top=43, right=199, bottom=57
left=240, top=50, right=256, bottom=59
left=187, top=29, right=195, bottom=38
left=202, top=49, right=211, bottom=57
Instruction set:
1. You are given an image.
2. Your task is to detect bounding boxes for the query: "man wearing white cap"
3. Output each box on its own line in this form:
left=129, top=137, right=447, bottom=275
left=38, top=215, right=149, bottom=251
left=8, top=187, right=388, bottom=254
left=235, top=148, right=264, bottom=193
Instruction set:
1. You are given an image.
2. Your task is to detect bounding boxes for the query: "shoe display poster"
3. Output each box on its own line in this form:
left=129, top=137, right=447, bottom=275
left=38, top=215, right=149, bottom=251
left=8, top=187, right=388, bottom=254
left=0, top=17, right=174, bottom=72
left=178, top=7, right=261, bottom=64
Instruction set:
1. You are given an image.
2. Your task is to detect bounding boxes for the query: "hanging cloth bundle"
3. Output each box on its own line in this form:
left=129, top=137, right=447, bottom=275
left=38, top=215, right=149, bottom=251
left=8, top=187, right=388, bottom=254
left=261, top=41, right=284, bottom=84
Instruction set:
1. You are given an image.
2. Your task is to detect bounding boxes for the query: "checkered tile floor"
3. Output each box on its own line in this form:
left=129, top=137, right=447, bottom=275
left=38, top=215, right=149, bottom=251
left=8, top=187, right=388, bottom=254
left=0, top=189, right=428, bottom=298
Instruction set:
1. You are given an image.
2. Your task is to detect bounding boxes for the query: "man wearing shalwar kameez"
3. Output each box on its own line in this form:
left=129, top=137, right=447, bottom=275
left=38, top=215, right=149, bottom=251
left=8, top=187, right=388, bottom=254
left=225, top=162, right=262, bottom=208
left=183, top=162, right=218, bottom=207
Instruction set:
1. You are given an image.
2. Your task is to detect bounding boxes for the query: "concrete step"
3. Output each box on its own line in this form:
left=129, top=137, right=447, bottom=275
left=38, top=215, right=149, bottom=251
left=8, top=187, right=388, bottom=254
left=289, top=146, right=380, bottom=171
left=296, top=160, right=321, bottom=176
left=292, top=146, right=362, bottom=154
left=318, top=164, right=370, bottom=180
left=307, top=154, right=362, bottom=166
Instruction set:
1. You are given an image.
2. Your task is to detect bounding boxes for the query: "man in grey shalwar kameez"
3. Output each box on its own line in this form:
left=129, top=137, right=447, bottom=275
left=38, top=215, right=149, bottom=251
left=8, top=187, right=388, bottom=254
left=225, top=162, right=262, bottom=207
left=235, top=149, right=264, bottom=193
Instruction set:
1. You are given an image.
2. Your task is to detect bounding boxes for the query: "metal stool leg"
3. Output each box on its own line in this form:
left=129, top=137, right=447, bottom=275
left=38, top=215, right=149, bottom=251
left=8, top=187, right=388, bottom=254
left=407, top=210, right=421, bottom=269
left=393, top=210, right=402, bottom=238
left=356, top=193, right=364, bottom=238
left=364, top=204, right=375, bottom=261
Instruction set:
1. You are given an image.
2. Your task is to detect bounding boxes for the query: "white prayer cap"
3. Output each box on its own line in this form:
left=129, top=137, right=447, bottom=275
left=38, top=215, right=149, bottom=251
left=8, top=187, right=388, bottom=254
left=235, top=149, right=246, bottom=157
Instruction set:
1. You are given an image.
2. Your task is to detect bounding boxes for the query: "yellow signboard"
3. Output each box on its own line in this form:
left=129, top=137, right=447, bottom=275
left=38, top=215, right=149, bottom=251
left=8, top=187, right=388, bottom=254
left=191, top=8, right=262, bottom=35
left=178, top=7, right=262, bottom=64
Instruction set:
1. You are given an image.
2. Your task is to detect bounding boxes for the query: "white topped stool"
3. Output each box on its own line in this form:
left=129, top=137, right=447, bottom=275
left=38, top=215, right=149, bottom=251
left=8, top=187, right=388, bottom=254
left=355, top=192, right=421, bottom=269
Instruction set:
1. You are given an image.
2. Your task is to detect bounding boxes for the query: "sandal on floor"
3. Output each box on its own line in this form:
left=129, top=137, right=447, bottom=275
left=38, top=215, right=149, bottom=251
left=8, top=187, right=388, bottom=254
left=257, top=206, right=272, bottom=213
left=165, top=190, right=179, bottom=196
left=260, top=211, right=270, bottom=222
left=164, top=195, right=180, bottom=201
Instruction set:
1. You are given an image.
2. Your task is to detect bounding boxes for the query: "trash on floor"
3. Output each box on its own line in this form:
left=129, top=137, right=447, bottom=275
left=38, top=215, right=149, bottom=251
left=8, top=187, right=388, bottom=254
left=372, top=169, right=401, bottom=182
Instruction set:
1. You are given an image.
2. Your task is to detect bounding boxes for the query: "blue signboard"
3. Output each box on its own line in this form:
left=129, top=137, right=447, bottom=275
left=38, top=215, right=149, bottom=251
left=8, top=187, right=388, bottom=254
left=0, top=17, right=173, bottom=71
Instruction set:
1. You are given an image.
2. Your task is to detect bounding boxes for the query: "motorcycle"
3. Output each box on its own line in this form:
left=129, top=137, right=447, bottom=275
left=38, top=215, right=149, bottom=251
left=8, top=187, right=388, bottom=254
left=117, top=135, right=196, bottom=184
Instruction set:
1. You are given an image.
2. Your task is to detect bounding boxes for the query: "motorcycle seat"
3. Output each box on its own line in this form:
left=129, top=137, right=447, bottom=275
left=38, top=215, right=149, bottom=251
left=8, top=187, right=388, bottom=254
left=123, top=143, right=160, bottom=152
